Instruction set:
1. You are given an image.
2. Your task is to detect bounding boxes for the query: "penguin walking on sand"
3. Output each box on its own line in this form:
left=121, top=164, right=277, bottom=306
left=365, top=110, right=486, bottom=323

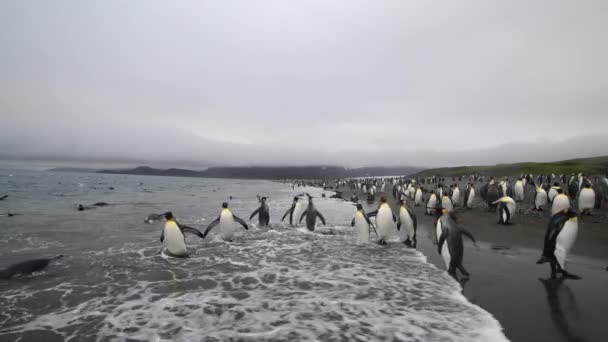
left=435, top=208, right=476, bottom=278
left=493, top=196, right=516, bottom=225
left=464, top=184, right=476, bottom=209
left=397, top=199, right=417, bottom=248
left=551, top=190, right=571, bottom=216
left=202, top=203, right=249, bottom=242
left=281, top=196, right=304, bottom=226
left=351, top=204, right=376, bottom=243
left=160, top=212, right=205, bottom=257
left=250, top=195, right=270, bottom=227
left=298, top=194, right=326, bottom=231
left=367, top=197, right=397, bottom=245
left=577, top=183, right=595, bottom=216
left=537, top=209, right=581, bottom=279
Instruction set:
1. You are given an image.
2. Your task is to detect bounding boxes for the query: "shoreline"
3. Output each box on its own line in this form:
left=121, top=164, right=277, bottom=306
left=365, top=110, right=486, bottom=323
left=331, top=184, right=608, bottom=342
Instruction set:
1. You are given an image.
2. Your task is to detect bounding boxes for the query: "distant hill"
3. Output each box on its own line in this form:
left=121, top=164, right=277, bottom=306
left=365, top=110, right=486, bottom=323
left=413, top=156, right=608, bottom=177
left=97, top=166, right=423, bottom=179
left=48, top=167, right=99, bottom=173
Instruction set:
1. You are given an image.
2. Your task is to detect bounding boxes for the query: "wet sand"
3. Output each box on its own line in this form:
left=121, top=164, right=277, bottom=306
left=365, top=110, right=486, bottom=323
left=336, top=184, right=608, bottom=342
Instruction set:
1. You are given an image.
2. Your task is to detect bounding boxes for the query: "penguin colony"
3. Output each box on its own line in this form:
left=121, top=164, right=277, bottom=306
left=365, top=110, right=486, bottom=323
left=2, top=172, right=606, bottom=280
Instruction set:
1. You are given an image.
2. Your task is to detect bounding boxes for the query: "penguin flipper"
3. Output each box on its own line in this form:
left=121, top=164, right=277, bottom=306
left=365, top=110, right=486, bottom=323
left=462, top=229, right=476, bottom=244
left=233, top=215, right=249, bottom=230
left=181, top=226, right=205, bottom=239
left=298, top=210, right=309, bottom=224
left=437, top=232, right=448, bottom=255
left=407, top=207, right=418, bottom=230
left=367, top=210, right=378, bottom=218
left=160, top=230, right=165, bottom=243
left=281, top=205, right=295, bottom=223
left=351, top=217, right=355, bottom=227
left=202, top=217, right=221, bottom=239
left=249, top=208, right=260, bottom=221
left=316, top=211, right=326, bottom=225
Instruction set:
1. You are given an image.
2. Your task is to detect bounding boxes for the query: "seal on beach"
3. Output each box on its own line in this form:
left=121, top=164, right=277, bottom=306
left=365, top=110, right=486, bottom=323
left=0, top=255, right=64, bottom=279
left=397, top=199, right=417, bottom=248
left=160, top=212, right=204, bottom=257
left=203, top=202, right=249, bottom=241
left=537, top=208, right=581, bottom=279
left=249, top=195, right=270, bottom=227
left=351, top=203, right=375, bottom=242
left=298, top=194, right=326, bottom=231
left=367, top=197, right=397, bottom=245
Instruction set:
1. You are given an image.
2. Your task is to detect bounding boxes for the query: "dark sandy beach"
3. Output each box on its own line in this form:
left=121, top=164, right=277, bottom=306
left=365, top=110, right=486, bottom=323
left=336, top=182, right=608, bottom=342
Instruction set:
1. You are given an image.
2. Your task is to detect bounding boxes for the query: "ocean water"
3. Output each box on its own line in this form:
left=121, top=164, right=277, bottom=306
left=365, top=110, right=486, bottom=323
left=0, top=170, right=508, bottom=341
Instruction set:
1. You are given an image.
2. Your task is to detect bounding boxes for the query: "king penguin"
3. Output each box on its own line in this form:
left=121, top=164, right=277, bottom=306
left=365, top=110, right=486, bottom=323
left=435, top=208, right=477, bottom=278
left=577, top=183, right=595, bottom=216
left=298, top=194, right=326, bottom=231
left=281, top=196, right=304, bottom=226
left=203, top=203, right=249, bottom=241
left=537, top=208, right=581, bottom=279
left=426, top=192, right=438, bottom=215
left=351, top=203, right=375, bottom=243
left=250, top=195, right=270, bottom=227
left=492, top=196, right=516, bottom=225
left=160, top=212, right=205, bottom=257
left=397, top=199, right=417, bottom=248
left=532, top=182, right=548, bottom=211
left=514, top=178, right=525, bottom=202
left=464, top=183, right=476, bottom=209
left=414, top=186, right=424, bottom=207
left=551, top=190, right=571, bottom=216
left=367, top=197, right=397, bottom=245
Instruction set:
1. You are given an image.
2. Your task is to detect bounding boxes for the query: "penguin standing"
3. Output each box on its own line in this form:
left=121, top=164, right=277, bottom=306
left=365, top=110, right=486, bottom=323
left=281, top=196, right=304, bottom=226
left=249, top=195, right=270, bottom=227
left=492, top=196, right=516, bottom=225
left=435, top=208, right=476, bottom=278
left=577, top=183, right=595, bottom=216
left=351, top=204, right=375, bottom=243
left=451, top=185, right=461, bottom=207
left=441, top=195, right=454, bottom=212
left=548, top=183, right=561, bottom=203
left=464, top=184, right=476, bottom=209
left=298, top=195, right=326, bottom=231
left=426, top=193, right=438, bottom=215
left=397, top=199, right=417, bottom=248
left=203, top=203, right=249, bottom=241
left=514, top=179, right=525, bottom=202
left=532, top=182, right=548, bottom=211
left=537, top=209, right=581, bottom=279
left=551, top=190, right=571, bottom=216
left=367, top=197, right=397, bottom=245
left=160, top=212, right=205, bottom=257
left=414, top=186, right=424, bottom=207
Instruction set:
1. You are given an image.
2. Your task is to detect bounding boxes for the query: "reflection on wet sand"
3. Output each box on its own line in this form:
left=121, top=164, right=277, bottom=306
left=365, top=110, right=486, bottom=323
left=539, top=277, right=586, bottom=342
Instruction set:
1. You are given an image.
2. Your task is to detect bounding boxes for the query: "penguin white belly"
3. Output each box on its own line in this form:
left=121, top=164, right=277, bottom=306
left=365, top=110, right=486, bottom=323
left=555, top=219, right=578, bottom=270
left=514, top=183, right=524, bottom=201
left=427, top=196, right=437, bottom=214
left=535, top=190, right=548, bottom=208
left=436, top=220, right=450, bottom=268
left=452, top=190, right=460, bottom=205
left=442, top=197, right=453, bottom=212
left=292, top=202, right=304, bottom=226
left=220, top=210, right=237, bottom=240
left=551, top=196, right=571, bottom=215
left=548, top=188, right=558, bottom=202
left=467, top=189, right=475, bottom=207
left=375, top=206, right=395, bottom=240
left=415, top=191, right=423, bottom=205
left=354, top=213, right=370, bottom=243
left=506, top=200, right=516, bottom=218
left=164, top=222, right=187, bottom=256
left=578, top=189, right=595, bottom=210
left=399, top=208, right=414, bottom=240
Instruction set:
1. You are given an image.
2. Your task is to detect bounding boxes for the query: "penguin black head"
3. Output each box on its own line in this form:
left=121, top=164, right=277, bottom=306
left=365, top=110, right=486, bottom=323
left=379, top=196, right=387, bottom=204
left=293, top=196, right=299, bottom=202
left=553, top=182, right=560, bottom=186
left=163, top=212, right=174, bottom=220
left=356, top=204, right=363, bottom=210
left=564, top=208, right=577, bottom=218
left=399, top=199, right=406, bottom=206
left=556, top=188, right=563, bottom=194
left=78, top=204, right=85, bottom=211
left=222, top=202, right=228, bottom=208
left=261, top=197, right=267, bottom=201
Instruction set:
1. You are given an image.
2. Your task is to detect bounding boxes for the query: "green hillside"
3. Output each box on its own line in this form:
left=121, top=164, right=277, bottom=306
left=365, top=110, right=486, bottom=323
left=413, top=156, right=608, bottom=177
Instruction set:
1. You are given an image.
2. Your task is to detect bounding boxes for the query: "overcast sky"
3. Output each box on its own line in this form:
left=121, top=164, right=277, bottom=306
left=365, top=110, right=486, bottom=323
left=1, top=0, right=607, bottom=168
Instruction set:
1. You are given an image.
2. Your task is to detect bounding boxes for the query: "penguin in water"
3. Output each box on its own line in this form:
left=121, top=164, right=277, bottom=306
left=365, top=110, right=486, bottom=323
left=397, top=199, right=417, bottom=248
left=537, top=208, right=581, bottom=279
left=435, top=208, right=477, bottom=278
left=464, top=183, right=476, bottom=209
left=367, top=197, right=397, bottom=245
left=577, top=183, right=595, bottom=216
left=298, top=194, right=326, bottom=231
left=0, top=255, right=64, bottom=279
left=551, top=189, right=571, bottom=216
left=281, top=196, right=304, bottom=226
left=351, top=204, right=376, bottom=243
left=492, top=196, right=516, bottom=225
left=250, top=195, right=270, bottom=227
left=160, top=212, right=205, bottom=257
left=202, top=203, right=249, bottom=242
left=531, top=182, right=548, bottom=211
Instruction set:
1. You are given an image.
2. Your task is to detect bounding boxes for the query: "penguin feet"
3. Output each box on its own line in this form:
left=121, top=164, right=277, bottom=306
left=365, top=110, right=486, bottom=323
left=403, top=239, right=412, bottom=247
left=377, top=239, right=387, bottom=246
left=536, top=256, right=550, bottom=264
left=560, top=271, right=582, bottom=280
